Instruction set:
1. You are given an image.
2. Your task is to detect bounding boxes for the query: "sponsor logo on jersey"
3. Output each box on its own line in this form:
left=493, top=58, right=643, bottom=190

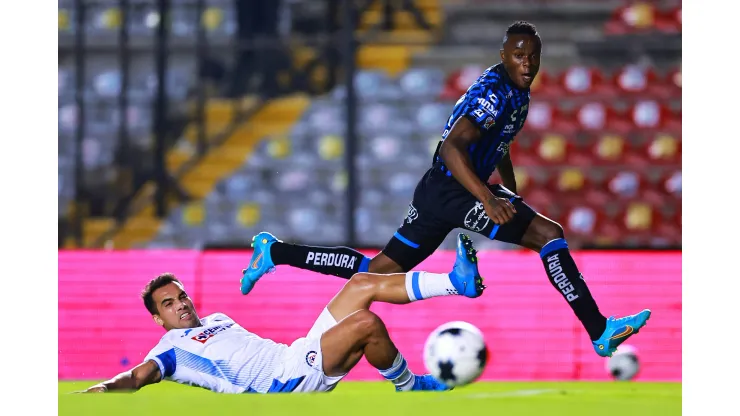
left=476, top=97, right=498, bottom=117
left=305, top=351, right=318, bottom=367
left=191, top=323, right=235, bottom=344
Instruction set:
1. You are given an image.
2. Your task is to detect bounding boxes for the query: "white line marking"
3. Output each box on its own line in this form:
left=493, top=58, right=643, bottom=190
left=462, top=389, right=559, bottom=399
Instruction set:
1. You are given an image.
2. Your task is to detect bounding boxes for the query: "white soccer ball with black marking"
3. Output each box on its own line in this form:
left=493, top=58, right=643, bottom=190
left=423, top=321, right=488, bottom=387
left=606, top=344, right=640, bottom=381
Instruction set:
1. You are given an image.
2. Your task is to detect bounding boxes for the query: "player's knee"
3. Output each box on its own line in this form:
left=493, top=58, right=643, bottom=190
left=346, top=273, right=376, bottom=293
left=540, top=220, right=565, bottom=245
left=349, top=309, right=385, bottom=338
left=529, top=218, right=565, bottom=250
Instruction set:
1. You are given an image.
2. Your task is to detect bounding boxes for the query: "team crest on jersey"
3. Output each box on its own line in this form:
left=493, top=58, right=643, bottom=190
left=405, top=203, right=418, bottom=224
left=306, top=351, right=318, bottom=367
left=464, top=201, right=490, bottom=232
left=484, top=116, right=495, bottom=129
left=191, top=323, right=234, bottom=344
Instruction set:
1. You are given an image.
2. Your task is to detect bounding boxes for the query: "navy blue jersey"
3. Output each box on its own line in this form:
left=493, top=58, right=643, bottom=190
left=434, top=63, right=530, bottom=181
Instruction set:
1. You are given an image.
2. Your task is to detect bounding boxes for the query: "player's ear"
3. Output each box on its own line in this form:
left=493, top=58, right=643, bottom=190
left=499, top=48, right=505, bottom=61
left=153, top=315, right=164, bottom=327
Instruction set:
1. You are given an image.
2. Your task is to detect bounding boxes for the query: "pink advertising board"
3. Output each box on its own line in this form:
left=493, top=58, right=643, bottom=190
left=58, top=250, right=681, bottom=381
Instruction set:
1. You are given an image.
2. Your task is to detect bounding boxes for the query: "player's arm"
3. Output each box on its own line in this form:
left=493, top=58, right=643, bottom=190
left=80, top=360, right=162, bottom=393
left=497, top=151, right=516, bottom=194
left=439, top=117, right=495, bottom=204
left=439, top=94, right=516, bottom=223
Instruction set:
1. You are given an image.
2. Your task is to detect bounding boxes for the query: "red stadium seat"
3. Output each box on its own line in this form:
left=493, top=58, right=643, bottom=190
left=440, top=65, right=487, bottom=100
left=522, top=101, right=578, bottom=135
left=575, top=102, right=632, bottom=135
left=654, top=6, right=681, bottom=33
left=529, top=69, right=563, bottom=100
left=543, top=168, right=592, bottom=206
left=628, top=100, right=681, bottom=133
left=666, top=66, right=681, bottom=97
left=643, top=133, right=681, bottom=165
left=660, top=169, right=682, bottom=199
left=604, top=2, right=657, bottom=35
left=603, top=169, right=648, bottom=201
left=612, top=200, right=659, bottom=245
left=558, top=66, right=617, bottom=100
left=563, top=204, right=605, bottom=240
left=533, top=133, right=592, bottom=166
left=613, top=64, right=675, bottom=100
left=588, top=133, right=649, bottom=167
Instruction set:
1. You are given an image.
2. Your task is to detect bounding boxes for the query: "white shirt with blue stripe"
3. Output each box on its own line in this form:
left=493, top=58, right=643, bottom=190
left=144, top=313, right=292, bottom=393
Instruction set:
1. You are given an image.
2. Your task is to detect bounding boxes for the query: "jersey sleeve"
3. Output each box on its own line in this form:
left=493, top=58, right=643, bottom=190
left=143, top=337, right=177, bottom=381
left=462, top=83, right=507, bottom=131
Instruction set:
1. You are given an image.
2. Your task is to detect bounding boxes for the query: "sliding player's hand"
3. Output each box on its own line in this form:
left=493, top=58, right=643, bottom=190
left=484, top=196, right=517, bottom=224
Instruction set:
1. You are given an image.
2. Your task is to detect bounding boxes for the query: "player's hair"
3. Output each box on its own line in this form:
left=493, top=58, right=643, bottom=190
left=141, top=273, right=181, bottom=315
left=506, top=20, right=538, bottom=37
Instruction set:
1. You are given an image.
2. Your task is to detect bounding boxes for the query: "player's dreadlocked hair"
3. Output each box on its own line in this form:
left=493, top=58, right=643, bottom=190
left=142, top=273, right=182, bottom=315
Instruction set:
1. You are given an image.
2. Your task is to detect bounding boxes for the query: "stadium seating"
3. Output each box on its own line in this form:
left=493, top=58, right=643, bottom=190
left=142, top=56, right=680, bottom=250
left=604, top=1, right=682, bottom=35
left=60, top=0, right=681, bottom=250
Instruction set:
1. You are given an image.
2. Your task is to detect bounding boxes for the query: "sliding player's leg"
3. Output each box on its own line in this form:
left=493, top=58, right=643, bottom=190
left=324, top=233, right=484, bottom=321
left=318, top=309, right=447, bottom=392
left=313, top=233, right=484, bottom=392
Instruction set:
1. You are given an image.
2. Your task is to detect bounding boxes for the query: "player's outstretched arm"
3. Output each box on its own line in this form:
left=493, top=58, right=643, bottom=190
left=79, top=360, right=162, bottom=393
left=496, top=152, right=517, bottom=194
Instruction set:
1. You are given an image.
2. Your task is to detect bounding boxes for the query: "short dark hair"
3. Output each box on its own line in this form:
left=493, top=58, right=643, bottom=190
left=506, top=21, right=538, bottom=37
left=141, top=273, right=181, bottom=315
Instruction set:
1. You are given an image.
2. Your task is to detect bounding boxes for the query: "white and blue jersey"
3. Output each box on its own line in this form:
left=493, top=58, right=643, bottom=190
left=435, top=63, right=530, bottom=180
left=144, top=312, right=338, bottom=394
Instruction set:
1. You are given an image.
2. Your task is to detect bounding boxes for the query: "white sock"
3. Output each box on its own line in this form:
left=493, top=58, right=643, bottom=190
left=405, top=271, right=458, bottom=302
left=378, top=352, right=415, bottom=391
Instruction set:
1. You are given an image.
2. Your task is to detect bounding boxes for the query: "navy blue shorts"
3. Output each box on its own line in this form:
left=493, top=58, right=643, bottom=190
left=381, top=167, right=538, bottom=271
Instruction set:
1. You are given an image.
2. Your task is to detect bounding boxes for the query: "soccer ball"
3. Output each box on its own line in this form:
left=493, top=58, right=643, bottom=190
left=423, top=321, right=488, bottom=387
left=606, top=344, right=640, bottom=381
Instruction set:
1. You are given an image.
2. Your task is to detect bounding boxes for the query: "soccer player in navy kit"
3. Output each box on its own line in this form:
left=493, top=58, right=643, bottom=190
left=241, top=21, right=651, bottom=358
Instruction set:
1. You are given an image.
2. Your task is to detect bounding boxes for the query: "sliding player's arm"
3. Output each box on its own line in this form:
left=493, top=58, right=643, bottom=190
left=496, top=151, right=517, bottom=194
left=81, top=360, right=162, bottom=393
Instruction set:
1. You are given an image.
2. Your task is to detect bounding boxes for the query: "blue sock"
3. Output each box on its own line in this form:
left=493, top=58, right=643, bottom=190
left=378, top=353, right=414, bottom=391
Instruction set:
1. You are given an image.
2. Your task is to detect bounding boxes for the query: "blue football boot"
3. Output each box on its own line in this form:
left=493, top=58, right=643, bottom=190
left=592, top=309, right=652, bottom=357
left=240, top=232, right=279, bottom=295
left=401, top=374, right=451, bottom=392
left=448, top=233, right=486, bottom=298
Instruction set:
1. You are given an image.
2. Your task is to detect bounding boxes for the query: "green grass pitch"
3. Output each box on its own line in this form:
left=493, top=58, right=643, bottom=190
left=59, top=381, right=680, bottom=416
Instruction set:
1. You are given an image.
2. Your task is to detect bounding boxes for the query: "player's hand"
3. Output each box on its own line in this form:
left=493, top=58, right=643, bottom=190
left=73, top=385, right=108, bottom=394
left=483, top=196, right=517, bottom=225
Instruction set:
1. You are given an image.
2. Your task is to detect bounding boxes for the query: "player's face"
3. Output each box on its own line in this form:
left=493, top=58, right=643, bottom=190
left=500, top=34, right=542, bottom=89
left=151, top=282, right=201, bottom=330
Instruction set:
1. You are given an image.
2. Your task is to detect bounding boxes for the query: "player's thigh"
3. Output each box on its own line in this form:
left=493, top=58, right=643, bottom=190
left=277, top=336, right=343, bottom=393
left=446, top=184, right=537, bottom=245
left=306, top=307, right=339, bottom=340
left=319, top=310, right=377, bottom=377
left=381, top=203, right=452, bottom=272
left=485, top=184, right=538, bottom=245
